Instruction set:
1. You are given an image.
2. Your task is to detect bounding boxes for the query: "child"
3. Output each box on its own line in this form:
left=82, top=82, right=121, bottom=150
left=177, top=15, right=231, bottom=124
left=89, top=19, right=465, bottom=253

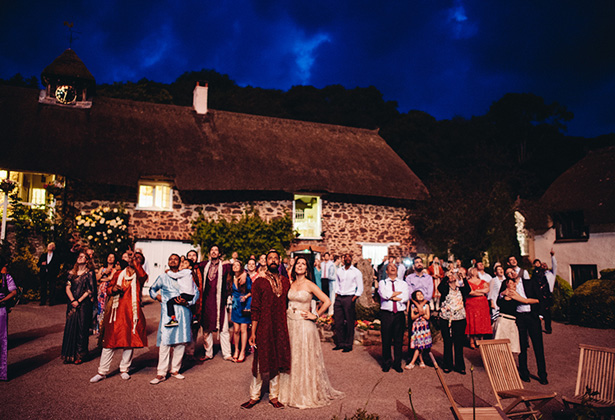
left=164, top=259, right=196, bottom=327
left=406, top=290, right=432, bottom=369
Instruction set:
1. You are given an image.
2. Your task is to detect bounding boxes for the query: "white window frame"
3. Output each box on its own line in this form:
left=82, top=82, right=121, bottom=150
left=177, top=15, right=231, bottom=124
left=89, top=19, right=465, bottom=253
left=137, top=181, right=174, bottom=211
left=292, top=194, right=322, bottom=240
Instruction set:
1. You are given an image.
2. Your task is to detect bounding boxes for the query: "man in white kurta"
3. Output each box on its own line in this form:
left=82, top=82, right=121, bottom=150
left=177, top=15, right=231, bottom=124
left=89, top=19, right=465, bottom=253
left=148, top=254, right=199, bottom=384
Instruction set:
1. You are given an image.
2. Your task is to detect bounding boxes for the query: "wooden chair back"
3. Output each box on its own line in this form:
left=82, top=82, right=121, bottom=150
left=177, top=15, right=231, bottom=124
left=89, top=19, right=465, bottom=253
left=574, top=344, right=615, bottom=405
left=429, top=353, right=464, bottom=419
left=477, top=339, right=524, bottom=408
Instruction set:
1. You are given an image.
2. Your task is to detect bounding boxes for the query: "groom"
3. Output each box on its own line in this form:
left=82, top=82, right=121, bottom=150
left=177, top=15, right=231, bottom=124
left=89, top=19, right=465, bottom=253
left=241, top=249, right=291, bottom=409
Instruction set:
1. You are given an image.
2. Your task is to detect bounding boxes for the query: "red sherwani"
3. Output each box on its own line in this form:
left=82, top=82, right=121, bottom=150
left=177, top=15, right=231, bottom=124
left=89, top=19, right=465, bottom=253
left=101, top=264, right=148, bottom=349
left=251, top=274, right=291, bottom=379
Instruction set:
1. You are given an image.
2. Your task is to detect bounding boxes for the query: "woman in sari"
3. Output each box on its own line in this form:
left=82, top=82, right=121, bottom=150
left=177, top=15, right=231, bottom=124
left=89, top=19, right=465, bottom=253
left=95, top=253, right=117, bottom=334
left=61, top=252, right=95, bottom=364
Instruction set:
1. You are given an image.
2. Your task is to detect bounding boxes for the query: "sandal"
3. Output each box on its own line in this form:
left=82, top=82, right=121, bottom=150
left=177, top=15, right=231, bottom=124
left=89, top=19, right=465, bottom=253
left=419, top=362, right=426, bottom=369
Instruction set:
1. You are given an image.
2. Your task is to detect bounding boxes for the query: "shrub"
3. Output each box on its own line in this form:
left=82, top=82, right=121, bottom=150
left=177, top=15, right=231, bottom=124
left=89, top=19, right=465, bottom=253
left=9, top=247, right=40, bottom=292
left=569, top=279, right=615, bottom=329
left=75, top=206, right=133, bottom=258
left=551, top=275, right=573, bottom=322
left=600, top=268, right=615, bottom=280
left=191, top=208, right=297, bottom=260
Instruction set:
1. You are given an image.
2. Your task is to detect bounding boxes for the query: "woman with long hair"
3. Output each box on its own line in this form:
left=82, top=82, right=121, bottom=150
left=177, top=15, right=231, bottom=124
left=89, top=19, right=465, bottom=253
left=61, top=252, right=95, bottom=364
left=95, top=253, right=116, bottom=334
left=278, top=255, right=344, bottom=408
left=231, top=259, right=252, bottom=363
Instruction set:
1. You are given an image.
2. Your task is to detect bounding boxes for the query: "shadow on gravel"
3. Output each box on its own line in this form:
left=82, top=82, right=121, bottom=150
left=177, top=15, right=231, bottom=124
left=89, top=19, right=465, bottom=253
left=8, top=323, right=65, bottom=350
left=8, top=345, right=62, bottom=380
left=396, top=399, right=429, bottom=420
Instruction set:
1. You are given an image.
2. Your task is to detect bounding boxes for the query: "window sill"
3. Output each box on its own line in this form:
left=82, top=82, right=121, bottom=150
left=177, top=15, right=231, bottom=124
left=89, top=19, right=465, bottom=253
left=135, top=207, right=173, bottom=212
left=554, top=237, right=589, bottom=243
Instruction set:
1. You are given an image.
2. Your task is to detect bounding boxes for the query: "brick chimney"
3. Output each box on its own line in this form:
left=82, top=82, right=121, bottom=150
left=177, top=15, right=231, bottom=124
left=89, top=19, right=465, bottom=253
left=193, top=81, right=208, bottom=114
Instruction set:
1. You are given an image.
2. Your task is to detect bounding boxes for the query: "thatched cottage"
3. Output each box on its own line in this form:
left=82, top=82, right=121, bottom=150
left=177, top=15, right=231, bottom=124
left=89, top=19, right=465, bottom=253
left=517, top=146, right=615, bottom=288
left=0, top=49, right=428, bottom=279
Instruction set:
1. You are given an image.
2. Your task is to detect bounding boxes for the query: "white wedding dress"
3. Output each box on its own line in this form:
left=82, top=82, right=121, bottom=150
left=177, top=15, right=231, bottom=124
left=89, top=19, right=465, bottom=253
left=278, top=289, right=344, bottom=409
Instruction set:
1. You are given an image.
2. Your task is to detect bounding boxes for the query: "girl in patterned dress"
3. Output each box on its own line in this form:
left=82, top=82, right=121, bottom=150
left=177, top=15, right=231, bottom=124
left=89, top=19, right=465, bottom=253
left=407, top=290, right=432, bottom=369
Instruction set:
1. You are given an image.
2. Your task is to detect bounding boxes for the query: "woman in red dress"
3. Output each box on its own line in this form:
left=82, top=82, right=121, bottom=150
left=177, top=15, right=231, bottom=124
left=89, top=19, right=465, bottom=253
left=464, top=267, right=492, bottom=348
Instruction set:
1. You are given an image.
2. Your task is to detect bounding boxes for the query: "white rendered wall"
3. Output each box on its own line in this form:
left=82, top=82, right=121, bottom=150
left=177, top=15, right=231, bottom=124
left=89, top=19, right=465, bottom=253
left=533, top=227, right=615, bottom=285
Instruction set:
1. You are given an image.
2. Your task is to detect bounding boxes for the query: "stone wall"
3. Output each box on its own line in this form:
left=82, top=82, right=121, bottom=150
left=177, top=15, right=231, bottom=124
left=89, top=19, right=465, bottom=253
left=74, top=190, right=419, bottom=256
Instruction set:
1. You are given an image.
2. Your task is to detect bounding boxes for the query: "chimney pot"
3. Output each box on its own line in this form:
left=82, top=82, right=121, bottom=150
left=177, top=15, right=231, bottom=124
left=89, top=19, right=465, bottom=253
left=193, top=82, right=208, bottom=114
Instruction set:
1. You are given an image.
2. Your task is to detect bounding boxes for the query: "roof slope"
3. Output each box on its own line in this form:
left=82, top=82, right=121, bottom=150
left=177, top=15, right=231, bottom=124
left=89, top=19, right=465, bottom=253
left=41, top=49, right=95, bottom=84
left=0, top=85, right=428, bottom=202
left=540, top=146, right=615, bottom=224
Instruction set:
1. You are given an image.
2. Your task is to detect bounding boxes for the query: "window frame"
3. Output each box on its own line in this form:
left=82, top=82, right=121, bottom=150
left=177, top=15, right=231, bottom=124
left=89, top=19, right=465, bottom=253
left=136, top=181, right=174, bottom=211
left=553, top=211, right=589, bottom=242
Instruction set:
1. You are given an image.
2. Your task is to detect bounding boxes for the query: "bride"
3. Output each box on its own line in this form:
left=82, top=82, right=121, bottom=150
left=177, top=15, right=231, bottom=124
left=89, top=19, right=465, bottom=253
left=278, top=255, right=344, bottom=409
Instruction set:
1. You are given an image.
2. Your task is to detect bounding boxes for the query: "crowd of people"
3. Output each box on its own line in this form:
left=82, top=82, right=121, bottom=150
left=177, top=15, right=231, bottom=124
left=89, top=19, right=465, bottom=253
left=1, top=241, right=557, bottom=408
left=376, top=252, right=557, bottom=385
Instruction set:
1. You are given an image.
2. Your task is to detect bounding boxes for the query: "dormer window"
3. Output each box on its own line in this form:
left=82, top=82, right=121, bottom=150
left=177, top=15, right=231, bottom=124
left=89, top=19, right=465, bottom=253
left=137, top=181, right=173, bottom=211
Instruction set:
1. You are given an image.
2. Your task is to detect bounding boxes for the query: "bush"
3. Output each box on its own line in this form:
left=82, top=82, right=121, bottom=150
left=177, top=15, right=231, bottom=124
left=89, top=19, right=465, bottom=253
left=9, top=247, right=40, bottom=292
left=600, top=268, right=615, bottom=280
left=569, top=279, right=615, bottom=329
left=552, top=275, right=573, bottom=322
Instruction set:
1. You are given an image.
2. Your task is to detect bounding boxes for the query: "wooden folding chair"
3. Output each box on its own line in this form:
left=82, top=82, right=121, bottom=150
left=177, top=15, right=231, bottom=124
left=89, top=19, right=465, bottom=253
left=429, top=353, right=510, bottom=419
left=477, top=339, right=556, bottom=420
left=563, top=344, right=615, bottom=413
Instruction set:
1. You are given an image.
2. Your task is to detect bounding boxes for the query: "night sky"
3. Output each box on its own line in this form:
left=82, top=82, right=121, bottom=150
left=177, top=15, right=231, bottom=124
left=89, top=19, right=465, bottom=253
left=1, top=1, right=614, bottom=137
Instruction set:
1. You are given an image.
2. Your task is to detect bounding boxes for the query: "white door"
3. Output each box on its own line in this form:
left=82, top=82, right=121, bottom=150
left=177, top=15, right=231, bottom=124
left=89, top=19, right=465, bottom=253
left=134, top=240, right=196, bottom=294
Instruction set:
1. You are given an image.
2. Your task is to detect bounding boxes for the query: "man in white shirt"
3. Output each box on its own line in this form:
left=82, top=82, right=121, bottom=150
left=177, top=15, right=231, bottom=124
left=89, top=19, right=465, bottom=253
left=395, top=256, right=406, bottom=280
left=333, top=253, right=363, bottom=353
left=476, top=261, right=492, bottom=284
left=541, top=250, right=557, bottom=334
left=321, top=252, right=337, bottom=315
left=379, top=263, right=409, bottom=373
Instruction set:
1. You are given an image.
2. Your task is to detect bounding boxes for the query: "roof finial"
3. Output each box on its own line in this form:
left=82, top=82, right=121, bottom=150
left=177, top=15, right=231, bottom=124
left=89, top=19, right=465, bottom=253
left=63, top=21, right=79, bottom=49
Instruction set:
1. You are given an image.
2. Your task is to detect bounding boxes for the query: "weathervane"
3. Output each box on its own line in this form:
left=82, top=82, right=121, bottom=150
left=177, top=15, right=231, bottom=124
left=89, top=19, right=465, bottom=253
left=63, top=21, right=80, bottom=49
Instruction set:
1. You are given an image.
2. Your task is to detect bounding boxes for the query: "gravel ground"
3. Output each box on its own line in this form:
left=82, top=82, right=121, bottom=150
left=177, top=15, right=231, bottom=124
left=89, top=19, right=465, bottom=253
left=2, top=300, right=614, bottom=419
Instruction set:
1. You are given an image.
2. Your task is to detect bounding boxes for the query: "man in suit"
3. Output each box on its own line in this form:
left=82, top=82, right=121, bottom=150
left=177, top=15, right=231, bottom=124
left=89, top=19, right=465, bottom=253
left=508, top=256, right=548, bottom=385
left=38, top=242, right=61, bottom=305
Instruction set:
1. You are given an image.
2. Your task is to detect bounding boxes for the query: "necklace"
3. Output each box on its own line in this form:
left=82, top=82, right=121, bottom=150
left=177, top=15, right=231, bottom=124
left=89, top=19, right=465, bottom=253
left=265, top=271, right=283, bottom=297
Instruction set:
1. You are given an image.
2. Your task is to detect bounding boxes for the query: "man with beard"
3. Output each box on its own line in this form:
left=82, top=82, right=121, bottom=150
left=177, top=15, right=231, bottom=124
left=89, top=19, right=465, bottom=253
left=333, top=253, right=363, bottom=353
left=197, top=246, right=232, bottom=361
left=241, top=249, right=290, bottom=409
left=148, top=254, right=199, bottom=384
left=405, top=257, right=434, bottom=364
left=90, top=250, right=148, bottom=383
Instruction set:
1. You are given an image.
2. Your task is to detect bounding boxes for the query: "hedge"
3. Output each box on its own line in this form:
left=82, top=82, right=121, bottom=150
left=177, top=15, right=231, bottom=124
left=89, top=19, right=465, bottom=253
left=551, top=275, right=573, bottom=322
left=569, top=279, right=615, bottom=329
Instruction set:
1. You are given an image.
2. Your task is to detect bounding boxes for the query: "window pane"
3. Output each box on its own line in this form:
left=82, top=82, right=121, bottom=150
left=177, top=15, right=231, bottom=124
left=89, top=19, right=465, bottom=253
left=31, top=188, right=46, bottom=205
left=155, top=185, right=171, bottom=209
left=139, top=185, right=154, bottom=208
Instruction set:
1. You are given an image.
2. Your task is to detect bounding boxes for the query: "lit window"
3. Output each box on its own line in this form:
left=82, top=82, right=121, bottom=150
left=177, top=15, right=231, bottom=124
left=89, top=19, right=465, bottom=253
left=31, top=188, right=46, bottom=206
left=137, top=182, right=173, bottom=211
left=293, top=195, right=321, bottom=239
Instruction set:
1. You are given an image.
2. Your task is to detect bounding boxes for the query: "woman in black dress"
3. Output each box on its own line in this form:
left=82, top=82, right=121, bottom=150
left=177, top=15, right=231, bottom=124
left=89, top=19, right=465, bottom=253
left=61, top=252, right=95, bottom=364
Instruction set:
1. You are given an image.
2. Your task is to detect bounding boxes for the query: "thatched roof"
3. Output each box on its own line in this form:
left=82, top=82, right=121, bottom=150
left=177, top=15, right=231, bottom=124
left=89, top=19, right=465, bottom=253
left=0, top=85, right=428, bottom=203
left=540, top=146, right=615, bottom=225
left=41, top=49, right=96, bottom=85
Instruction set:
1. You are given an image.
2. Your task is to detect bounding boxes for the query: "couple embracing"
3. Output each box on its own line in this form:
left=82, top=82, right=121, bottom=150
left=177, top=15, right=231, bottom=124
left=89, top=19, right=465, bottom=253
left=241, top=250, right=344, bottom=410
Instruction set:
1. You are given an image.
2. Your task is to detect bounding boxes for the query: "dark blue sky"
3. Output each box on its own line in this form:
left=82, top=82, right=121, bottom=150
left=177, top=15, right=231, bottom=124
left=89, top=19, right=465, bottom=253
left=2, top=1, right=614, bottom=137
